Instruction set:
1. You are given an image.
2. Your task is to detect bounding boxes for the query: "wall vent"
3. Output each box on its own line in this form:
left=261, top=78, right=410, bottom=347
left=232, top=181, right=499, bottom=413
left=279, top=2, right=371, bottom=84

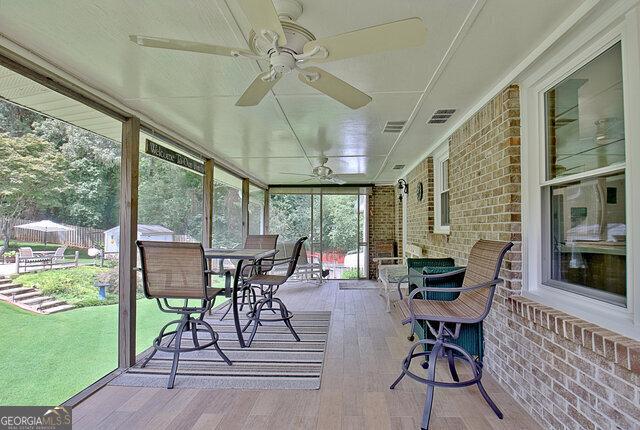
left=382, top=120, right=407, bottom=133
left=392, top=164, right=405, bottom=170
left=428, top=109, right=456, bottom=124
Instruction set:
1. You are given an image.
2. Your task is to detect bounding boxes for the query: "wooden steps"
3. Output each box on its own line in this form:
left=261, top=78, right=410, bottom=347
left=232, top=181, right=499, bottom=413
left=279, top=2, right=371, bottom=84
left=0, top=276, right=75, bottom=314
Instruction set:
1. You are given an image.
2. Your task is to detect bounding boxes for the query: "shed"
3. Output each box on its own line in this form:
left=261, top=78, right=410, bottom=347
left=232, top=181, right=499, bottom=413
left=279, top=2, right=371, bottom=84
left=103, top=224, right=175, bottom=253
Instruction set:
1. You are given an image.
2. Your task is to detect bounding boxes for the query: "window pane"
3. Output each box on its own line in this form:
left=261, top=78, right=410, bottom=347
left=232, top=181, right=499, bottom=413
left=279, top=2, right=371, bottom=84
left=545, top=42, right=625, bottom=179
left=548, top=173, right=626, bottom=305
left=137, top=143, right=204, bottom=354
left=442, top=159, right=449, bottom=190
left=0, top=94, right=121, bottom=405
left=213, top=169, right=243, bottom=248
left=248, top=185, right=265, bottom=235
left=441, top=191, right=450, bottom=227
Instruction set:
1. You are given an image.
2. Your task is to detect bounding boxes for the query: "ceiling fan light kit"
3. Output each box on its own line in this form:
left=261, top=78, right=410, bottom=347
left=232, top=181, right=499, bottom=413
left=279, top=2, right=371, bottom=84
left=130, top=0, right=426, bottom=109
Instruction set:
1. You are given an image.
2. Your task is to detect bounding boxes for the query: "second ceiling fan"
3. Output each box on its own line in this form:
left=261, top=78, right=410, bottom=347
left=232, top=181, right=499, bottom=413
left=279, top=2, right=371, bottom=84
left=130, top=0, right=427, bottom=109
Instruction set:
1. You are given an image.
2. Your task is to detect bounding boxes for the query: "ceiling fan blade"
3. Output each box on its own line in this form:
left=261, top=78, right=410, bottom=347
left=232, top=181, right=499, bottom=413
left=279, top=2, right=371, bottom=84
left=278, top=172, right=316, bottom=177
left=327, top=176, right=347, bottom=185
left=236, top=72, right=281, bottom=106
left=298, top=67, right=371, bottom=109
left=304, top=18, right=426, bottom=63
left=129, top=35, right=253, bottom=57
left=237, top=0, right=287, bottom=46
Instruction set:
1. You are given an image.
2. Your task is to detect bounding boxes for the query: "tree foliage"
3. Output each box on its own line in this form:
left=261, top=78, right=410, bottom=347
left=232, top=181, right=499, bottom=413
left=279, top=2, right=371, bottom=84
left=0, top=134, right=69, bottom=253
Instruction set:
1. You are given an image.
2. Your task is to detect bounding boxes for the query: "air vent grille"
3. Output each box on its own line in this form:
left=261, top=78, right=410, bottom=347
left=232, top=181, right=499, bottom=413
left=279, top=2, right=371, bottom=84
left=428, top=109, right=456, bottom=124
left=383, top=120, right=407, bottom=133
left=392, top=164, right=405, bottom=170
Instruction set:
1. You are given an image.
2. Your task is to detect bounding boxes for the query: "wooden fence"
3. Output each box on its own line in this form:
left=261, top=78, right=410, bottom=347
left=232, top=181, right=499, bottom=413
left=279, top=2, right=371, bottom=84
left=3, top=218, right=105, bottom=249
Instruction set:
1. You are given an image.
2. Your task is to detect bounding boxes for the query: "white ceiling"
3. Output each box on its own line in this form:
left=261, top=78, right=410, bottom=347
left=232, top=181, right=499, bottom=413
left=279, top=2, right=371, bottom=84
left=0, top=0, right=585, bottom=185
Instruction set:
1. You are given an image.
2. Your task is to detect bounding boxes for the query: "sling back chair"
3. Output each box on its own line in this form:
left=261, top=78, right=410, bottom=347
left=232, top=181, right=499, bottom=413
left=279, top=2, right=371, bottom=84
left=391, top=240, right=513, bottom=430
left=137, top=240, right=232, bottom=389
left=218, top=234, right=279, bottom=320
left=239, top=236, right=307, bottom=347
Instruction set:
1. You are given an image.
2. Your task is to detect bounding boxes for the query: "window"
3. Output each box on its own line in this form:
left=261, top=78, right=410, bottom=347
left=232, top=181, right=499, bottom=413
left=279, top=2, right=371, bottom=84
left=543, top=42, right=626, bottom=306
left=521, top=17, right=640, bottom=339
left=433, top=144, right=450, bottom=234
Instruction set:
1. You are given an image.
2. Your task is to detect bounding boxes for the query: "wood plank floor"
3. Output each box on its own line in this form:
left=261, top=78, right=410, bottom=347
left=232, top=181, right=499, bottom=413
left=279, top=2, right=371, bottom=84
left=72, top=281, right=540, bottom=430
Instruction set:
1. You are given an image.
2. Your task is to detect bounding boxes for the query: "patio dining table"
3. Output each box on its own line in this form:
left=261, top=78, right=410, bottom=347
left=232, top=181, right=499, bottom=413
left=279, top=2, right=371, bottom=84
left=203, top=248, right=278, bottom=348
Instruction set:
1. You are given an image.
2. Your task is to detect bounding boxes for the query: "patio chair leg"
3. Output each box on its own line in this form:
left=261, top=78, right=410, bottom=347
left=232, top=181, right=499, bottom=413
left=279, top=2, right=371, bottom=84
left=167, top=318, right=187, bottom=389
left=446, top=349, right=459, bottom=382
left=420, top=340, right=442, bottom=430
left=246, top=300, right=267, bottom=347
left=219, top=301, right=232, bottom=321
left=191, top=321, right=200, bottom=348
left=276, top=299, right=300, bottom=342
left=198, top=319, right=233, bottom=366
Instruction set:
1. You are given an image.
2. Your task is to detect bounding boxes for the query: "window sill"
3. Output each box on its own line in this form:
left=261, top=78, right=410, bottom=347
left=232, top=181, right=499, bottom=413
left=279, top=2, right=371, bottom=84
left=507, top=295, right=640, bottom=375
left=433, top=226, right=450, bottom=235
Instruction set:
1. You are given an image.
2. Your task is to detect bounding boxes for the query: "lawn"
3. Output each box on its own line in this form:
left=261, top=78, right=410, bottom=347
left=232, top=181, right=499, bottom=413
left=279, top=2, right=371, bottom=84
left=0, top=296, right=228, bottom=406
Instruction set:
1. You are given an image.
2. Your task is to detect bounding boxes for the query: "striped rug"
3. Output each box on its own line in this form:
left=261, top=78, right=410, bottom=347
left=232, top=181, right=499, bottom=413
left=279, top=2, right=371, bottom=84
left=110, top=309, right=330, bottom=390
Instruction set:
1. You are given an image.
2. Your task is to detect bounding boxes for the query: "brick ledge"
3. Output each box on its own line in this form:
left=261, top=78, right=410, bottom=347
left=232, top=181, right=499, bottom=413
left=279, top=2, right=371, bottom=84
left=507, top=295, right=640, bottom=375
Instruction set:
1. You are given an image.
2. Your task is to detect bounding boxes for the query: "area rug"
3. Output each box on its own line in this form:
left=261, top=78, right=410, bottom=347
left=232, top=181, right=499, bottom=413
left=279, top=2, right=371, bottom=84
left=110, top=309, right=331, bottom=390
left=338, top=280, right=379, bottom=290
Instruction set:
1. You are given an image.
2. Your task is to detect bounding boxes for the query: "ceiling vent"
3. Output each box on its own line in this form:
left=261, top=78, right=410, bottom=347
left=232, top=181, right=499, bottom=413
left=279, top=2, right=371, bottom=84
left=382, top=120, right=407, bottom=133
left=392, top=164, right=405, bottom=170
left=428, top=109, right=456, bottom=124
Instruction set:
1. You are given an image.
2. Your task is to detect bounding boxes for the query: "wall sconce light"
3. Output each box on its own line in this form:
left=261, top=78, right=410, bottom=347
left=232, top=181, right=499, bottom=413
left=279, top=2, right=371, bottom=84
left=397, top=179, right=408, bottom=202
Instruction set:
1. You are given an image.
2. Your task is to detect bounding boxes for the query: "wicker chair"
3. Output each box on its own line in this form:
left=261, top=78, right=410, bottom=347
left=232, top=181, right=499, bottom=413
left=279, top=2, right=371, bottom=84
left=218, top=234, right=279, bottom=320
left=391, top=240, right=513, bottom=430
left=240, top=236, right=307, bottom=347
left=137, top=240, right=232, bottom=389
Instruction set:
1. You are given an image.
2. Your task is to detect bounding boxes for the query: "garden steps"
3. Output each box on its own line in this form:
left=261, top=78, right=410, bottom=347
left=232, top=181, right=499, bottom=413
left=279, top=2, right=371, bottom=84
left=0, top=283, right=22, bottom=292
left=0, top=276, right=75, bottom=314
left=44, top=304, right=75, bottom=314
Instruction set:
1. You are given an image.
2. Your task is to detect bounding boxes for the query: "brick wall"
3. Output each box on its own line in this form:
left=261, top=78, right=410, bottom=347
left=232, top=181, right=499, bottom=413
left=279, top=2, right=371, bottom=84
left=401, top=85, right=640, bottom=429
left=367, top=186, right=396, bottom=279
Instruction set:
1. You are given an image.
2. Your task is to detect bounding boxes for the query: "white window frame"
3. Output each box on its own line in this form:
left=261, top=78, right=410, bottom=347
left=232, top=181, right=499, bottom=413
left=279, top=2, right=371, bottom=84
left=521, top=5, right=640, bottom=340
left=433, top=143, right=450, bottom=235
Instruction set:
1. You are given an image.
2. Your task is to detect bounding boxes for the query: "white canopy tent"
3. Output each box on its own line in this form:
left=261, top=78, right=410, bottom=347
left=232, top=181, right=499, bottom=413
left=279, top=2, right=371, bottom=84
left=14, top=220, right=75, bottom=245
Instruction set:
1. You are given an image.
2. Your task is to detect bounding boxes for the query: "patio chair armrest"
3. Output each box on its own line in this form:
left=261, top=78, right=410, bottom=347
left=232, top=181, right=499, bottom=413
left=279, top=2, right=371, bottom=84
left=407, top=279, right=503, bottom=314
left=372, top=256, right=403, bottom=263
left=395, top=268, right=467, bottom=299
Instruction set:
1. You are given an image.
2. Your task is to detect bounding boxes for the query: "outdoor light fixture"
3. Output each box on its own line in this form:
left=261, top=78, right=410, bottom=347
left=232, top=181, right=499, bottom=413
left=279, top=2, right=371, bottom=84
left=397, top=179, right=408, bottom=201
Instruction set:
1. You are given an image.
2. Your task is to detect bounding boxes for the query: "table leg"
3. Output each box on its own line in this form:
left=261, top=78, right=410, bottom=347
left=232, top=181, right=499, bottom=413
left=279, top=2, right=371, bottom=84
left=231, top=265, right=246, bottom=348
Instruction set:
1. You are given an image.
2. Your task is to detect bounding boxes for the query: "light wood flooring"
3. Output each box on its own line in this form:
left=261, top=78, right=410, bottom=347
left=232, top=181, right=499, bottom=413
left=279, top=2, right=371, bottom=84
left=72, top=280, right=540, bottom=430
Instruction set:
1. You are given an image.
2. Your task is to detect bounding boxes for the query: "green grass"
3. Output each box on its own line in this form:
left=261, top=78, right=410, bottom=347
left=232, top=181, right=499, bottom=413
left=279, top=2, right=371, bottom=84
left=0, top=296, right=228, bottom=406
left=14, top=266, right=116, bottom=307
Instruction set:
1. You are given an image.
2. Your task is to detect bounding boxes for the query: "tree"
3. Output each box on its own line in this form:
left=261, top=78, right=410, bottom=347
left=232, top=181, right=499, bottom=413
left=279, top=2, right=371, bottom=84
left=0, top=134, right=69, bottom=255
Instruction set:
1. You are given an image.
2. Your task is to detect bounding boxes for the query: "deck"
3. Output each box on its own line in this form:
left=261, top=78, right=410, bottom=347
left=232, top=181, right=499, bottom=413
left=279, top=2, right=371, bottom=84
left=72, top=280, right=540, bottom=430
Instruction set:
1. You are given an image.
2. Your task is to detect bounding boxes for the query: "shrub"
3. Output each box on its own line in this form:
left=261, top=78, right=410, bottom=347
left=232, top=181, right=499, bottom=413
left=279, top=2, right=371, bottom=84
left=15, top=266, right=115, bottom=307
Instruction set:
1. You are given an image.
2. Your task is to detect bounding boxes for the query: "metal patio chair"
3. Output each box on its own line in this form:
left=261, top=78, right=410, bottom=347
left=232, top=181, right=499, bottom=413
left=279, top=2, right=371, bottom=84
left=391, top=240, right=513, bottom=430
left=218, top=234, right=279, bottom=320
left=240, top=236, right=307, bottom=347
left=137, top=240, right=232, bottom=389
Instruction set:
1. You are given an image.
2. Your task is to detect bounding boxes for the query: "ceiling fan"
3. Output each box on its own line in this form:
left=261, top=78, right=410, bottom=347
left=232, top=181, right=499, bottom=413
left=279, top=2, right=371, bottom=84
left=280, top=157, right=354, bottom=184
left=129, top=0, right=427, bottom=109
